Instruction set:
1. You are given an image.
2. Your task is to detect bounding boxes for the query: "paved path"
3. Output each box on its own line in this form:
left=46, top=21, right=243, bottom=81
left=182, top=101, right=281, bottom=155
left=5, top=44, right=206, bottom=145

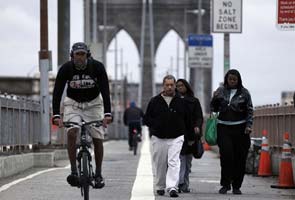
left=0, top=127, right=294, bottom=200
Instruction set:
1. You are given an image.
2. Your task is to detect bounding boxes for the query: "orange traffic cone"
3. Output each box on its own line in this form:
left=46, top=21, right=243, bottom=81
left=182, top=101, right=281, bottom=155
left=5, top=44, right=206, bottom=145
left=203, top=142, right=211, bottom=151
left=271, top=132, right=295, bottom=189
left=258, top=129, right=272, bottom=176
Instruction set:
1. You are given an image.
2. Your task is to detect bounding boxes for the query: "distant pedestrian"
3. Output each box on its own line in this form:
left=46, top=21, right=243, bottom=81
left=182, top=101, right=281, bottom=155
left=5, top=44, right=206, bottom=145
left=176, top=79, right=203, bottom=193
left=144, top=75, right=194, bottom=198
left=123, top=101, right=144, bottom=151
left=210, top=69, right=253, bottom=195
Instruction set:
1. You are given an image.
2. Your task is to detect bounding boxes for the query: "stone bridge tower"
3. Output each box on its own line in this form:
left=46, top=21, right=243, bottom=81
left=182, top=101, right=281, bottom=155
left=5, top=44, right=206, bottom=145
left=84, top=0, right=211, bottom=112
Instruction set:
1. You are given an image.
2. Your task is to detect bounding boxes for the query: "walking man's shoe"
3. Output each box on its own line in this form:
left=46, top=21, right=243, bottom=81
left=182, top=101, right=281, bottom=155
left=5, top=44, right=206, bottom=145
left=169, top=189, right=179, bottom=198
left=156, top=190, right=165, bottom=196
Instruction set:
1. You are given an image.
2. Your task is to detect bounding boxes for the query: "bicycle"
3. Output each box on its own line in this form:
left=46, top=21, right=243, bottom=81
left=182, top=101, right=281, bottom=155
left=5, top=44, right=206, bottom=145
left=64, top=120, right=103, bottom=200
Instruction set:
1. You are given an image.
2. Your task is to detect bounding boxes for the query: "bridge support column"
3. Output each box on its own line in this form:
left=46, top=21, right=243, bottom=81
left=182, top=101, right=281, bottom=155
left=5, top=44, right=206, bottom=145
left=140, top=0, right=155, bottom=112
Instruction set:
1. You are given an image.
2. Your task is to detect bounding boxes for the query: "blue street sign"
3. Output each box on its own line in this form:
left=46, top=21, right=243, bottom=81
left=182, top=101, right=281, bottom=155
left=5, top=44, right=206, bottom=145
left=188, top=34, right=213, bottom=47
left=188, top=34, right=213, bottom=68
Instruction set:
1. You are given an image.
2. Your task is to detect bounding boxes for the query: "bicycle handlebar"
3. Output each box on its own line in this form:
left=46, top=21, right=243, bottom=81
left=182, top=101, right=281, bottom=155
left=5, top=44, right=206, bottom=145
left=63, top=120, right=103, bottom=128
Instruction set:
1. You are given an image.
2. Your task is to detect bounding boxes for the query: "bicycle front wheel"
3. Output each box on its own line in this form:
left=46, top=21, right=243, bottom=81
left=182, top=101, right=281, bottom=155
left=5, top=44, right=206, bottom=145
left=82, top=152, right=90, bottom=200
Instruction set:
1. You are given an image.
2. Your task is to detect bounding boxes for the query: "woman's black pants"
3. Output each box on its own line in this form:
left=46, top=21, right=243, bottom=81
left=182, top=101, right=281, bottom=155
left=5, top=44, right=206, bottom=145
left=217, top=123, right=250, bottom=189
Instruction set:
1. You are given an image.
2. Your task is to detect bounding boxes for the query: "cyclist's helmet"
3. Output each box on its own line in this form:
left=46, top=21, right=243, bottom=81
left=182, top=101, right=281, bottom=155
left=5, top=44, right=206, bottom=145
left=70, top=42, right=90, bottom=57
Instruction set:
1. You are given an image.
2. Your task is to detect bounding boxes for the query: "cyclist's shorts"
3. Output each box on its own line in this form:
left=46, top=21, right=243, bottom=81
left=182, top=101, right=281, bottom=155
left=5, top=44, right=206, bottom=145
left=63, top=95, right=105, bottom=139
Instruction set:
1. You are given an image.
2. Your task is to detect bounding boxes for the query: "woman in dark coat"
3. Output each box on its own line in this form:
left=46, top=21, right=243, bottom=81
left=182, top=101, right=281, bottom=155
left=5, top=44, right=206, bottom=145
left=176, top=79, right=203, bottom=193
left=210, top=69, right=253, bottom=195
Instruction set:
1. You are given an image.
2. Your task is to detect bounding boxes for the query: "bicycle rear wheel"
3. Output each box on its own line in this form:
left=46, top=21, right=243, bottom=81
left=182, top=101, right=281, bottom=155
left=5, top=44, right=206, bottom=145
left=82, top=152, right=90, bottom=200
left=133, top=134, right=137, bottom=155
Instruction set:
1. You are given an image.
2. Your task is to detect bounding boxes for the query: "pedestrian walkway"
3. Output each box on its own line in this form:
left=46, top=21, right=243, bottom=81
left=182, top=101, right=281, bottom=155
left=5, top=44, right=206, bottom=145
left=132, top=127, right=295, bottom=199
left=181, top=150, right=295, bottom=200
left=0, top=128, right=294, bottom=200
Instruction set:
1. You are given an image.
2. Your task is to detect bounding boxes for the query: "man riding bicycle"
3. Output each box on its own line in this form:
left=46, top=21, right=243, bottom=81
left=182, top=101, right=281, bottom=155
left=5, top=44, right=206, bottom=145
left=52, top=42, right=112, bottom=189
left=123, top=101, right=144, bottom=150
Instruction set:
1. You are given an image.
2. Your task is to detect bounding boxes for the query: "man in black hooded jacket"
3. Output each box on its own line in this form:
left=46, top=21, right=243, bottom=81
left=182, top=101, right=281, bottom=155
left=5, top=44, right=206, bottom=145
left=144, top=75, right=194, bottom=198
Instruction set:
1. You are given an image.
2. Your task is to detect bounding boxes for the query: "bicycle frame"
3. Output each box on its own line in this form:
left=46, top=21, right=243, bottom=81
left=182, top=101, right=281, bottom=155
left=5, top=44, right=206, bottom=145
left=64, top=120, right=102, bottom=200
left=132, top=128, right=138, bottom=155
left=131, top=126, right=142, bottom=156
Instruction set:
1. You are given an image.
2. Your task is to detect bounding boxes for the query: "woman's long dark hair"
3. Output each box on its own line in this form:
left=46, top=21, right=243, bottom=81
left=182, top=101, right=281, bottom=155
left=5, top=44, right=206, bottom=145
left=176, top=79, right=194, bottom=97
left=224, top=69, right=243, bottom=89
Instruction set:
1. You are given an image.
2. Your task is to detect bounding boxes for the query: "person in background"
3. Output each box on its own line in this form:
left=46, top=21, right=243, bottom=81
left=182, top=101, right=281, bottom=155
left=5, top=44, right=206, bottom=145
left=123, top=101, right=144, bottom=150
left=144, top=75, right=193, bottom=198
left=176, top=79, right=203, bottom=193
left=210, top=69, right=253, bottom=195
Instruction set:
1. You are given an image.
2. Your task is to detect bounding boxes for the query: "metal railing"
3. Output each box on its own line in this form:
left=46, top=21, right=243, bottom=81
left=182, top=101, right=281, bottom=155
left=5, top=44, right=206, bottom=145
left=252, top=104, right=295, bottom=147
left=2, top=92, right=293, bottom=152
left=0, top=94, right=41, bottom=152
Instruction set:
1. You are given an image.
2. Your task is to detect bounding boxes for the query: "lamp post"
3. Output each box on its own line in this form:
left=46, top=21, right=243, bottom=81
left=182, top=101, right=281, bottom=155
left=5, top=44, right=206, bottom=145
left=197, top=0, right=203, bottom=34
left=138, top=0, right=146, bottom=108
left=104, top=35, right=119, bottom=138
left=183, top=8, right=205, bottom=79
left=103, top=0, right=107, bottom=66
left=185, top=1, right=211, bottom=114
left=39, top=0, right=51, bottom=145
left=224, top=33, right=230, bottom=76
left=176, top=37, right=179, bottom=79
left=107, top=35, right=127, bottom=139
left=113, top=35, right=119, bottom=138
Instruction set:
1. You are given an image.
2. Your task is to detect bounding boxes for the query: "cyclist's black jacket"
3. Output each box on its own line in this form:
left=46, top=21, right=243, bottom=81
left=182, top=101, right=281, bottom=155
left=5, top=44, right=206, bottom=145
left=144, top=93, right=194, bottom=140
left=123, top=106, right=144, bottom=126
left=52, top=58, right=111, bottom=116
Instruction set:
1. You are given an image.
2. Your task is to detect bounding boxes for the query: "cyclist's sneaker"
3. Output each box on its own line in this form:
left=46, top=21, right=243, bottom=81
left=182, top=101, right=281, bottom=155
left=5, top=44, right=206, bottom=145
left=67, top=172, right=79, bottom=187
left=94, top=175, right=105, bottom=189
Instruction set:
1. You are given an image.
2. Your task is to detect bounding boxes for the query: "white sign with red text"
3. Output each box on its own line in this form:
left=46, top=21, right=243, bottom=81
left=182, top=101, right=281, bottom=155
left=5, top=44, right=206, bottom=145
left=277, top=0, right=295, bottom=30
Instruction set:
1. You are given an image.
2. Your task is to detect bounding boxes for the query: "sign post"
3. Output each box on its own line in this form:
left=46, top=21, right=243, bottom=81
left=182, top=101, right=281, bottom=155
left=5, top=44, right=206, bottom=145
left=188, top=34, right=213, bottom=114
left=277, top=0, right=295, bottom=30
left=212, top=0, right=242, bottom=75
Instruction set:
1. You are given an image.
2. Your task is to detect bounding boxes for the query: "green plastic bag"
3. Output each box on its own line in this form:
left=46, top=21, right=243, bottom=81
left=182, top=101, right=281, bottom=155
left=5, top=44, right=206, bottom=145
left=205, top=114, right=218, bottom=146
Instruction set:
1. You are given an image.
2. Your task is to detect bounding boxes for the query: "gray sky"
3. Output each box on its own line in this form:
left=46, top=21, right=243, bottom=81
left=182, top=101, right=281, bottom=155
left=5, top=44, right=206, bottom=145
left=0, top=0, right=295, bottom=106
